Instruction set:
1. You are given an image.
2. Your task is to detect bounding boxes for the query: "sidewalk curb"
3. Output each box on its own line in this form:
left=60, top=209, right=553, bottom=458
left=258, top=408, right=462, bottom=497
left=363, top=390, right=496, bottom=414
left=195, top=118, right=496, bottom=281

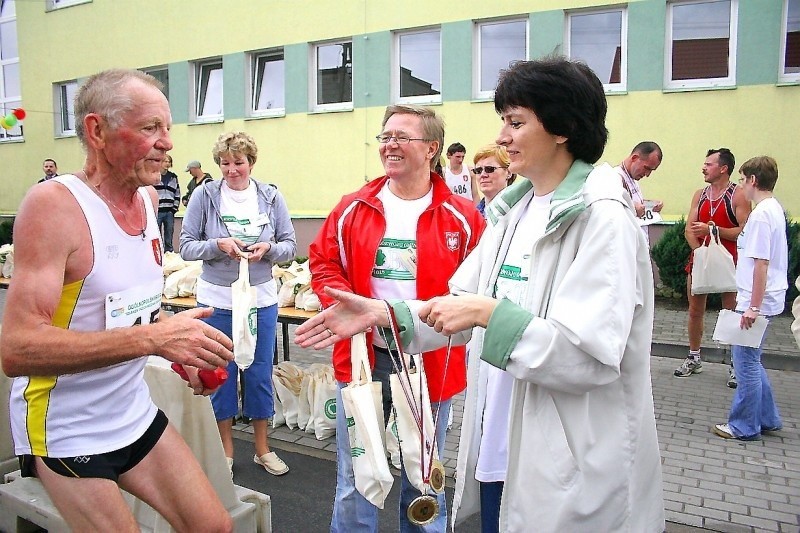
left=651, top=342, right=800, bottom=372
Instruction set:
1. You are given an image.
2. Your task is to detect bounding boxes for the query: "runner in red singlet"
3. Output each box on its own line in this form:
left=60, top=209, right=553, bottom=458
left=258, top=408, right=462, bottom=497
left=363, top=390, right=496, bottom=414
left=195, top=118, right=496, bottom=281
left=677, top=148, right=751, bottom=385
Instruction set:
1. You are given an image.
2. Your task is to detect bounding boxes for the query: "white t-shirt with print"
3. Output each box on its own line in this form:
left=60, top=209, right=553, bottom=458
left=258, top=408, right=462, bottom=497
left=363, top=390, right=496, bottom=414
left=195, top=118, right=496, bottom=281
left=371, top=181, right=433, bottom=346
left=735, top=197, right=788, bottom=316
left=197, top=180, right=277, bottom=309
left=475, top=191, right=552, bottom=483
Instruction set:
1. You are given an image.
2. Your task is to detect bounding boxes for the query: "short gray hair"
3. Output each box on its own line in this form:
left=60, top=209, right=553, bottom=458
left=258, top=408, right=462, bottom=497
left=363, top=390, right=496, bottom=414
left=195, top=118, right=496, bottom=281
left=74, top=69, right=163, bottom=146
left=382, top=104, right=445, bottom=169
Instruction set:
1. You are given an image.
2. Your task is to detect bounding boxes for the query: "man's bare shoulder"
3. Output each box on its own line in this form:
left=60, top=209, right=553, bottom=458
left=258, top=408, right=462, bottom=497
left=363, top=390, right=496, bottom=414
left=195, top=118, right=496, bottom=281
left=15, top=179, right=91, bottom=283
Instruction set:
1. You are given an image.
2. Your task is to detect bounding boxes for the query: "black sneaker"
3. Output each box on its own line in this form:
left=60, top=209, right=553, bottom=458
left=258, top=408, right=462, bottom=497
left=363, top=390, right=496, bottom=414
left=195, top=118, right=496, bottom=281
left=727, top=366, right=737, bottom=389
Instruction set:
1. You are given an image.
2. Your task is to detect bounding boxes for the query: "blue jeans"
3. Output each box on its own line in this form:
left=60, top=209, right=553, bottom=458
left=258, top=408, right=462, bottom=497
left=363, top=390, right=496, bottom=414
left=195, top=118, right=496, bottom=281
left=331, top=349, right=451, bottom=533
left=727, top=324, right=782, bottom=439
left=157, top=210, right=175, bottom=252
left=479, top=481, right=504, bottom=533
left=200, top=305, right=278, bottom=421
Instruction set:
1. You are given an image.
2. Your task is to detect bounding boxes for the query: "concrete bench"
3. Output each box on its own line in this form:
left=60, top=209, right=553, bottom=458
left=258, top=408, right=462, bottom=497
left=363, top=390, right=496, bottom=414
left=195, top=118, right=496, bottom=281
left=0, top=470, right=270, bottom=532
left=0, top=356, right=272, bottom=532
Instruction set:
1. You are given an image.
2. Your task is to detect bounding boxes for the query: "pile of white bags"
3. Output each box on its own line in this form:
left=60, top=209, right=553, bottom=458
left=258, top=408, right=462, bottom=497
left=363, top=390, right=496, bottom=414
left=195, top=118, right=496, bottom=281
left=163, top=260, right=202, bottom=298
left=272, top=260, right=322, bottom=311
left=272, top=361, right=337, bottom=440
left=0, top=244, right=12, bottom=278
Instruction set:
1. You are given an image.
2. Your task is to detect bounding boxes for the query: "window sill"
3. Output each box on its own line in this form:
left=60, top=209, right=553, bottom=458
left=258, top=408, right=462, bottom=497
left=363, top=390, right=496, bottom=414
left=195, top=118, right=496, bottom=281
left=246, top=111, right=286, bottom=121
left=308, top=106, right=353, bottom=115
left=189, top=118, right=224, bottom=126
left=662, top=84, right=736, bottom=94
left=776, top=79, right=799, bottom=87
left=0, top=138, right=24, bottom=144
left=55, top=132, right=77, bottom=139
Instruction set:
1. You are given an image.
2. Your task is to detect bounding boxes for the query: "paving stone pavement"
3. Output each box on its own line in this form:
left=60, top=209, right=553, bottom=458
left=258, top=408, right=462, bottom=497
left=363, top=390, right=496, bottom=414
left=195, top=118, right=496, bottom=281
left=254, top=304, right=800, bottom=533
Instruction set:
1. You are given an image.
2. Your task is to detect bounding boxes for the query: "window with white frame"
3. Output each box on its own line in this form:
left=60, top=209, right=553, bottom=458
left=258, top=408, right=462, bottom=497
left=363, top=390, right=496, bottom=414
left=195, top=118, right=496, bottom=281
left=474, top=18, right=527, bottom=99
left=46, top=0, right=91, bottom=10
left=0, top=0, right=22, bottom=141
left=395, top=28, right=441, bottom=104
left=250, top=49, right=285, bottom=116
left=666, top=0, right=737, bottom=89
left=193, top=59, right=223, bottom=122
left=781, top=0, right=800, bottom=81
left=312, top=40, right=352, bottom=111
left=143, top=67, right=169, bottom=100
left=55, top=80, right=77, bottom=136
left=567, top=8, right=626, bottom=91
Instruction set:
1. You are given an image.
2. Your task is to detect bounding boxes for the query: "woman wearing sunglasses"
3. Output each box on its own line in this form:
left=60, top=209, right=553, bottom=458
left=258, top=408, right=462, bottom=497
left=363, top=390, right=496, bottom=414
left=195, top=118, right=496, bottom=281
left=472, top=145, right=516, bottom=218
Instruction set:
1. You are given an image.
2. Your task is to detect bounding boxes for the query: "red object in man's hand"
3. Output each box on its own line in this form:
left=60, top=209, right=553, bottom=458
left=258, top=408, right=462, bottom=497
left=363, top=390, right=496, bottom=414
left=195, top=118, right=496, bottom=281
left=171, top=363, right=229, bottom=390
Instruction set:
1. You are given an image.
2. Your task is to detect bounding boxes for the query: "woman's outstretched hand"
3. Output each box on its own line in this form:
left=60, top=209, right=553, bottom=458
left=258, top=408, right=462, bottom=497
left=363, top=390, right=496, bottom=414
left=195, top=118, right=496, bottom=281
left=294, top=287, right=388, bottom=349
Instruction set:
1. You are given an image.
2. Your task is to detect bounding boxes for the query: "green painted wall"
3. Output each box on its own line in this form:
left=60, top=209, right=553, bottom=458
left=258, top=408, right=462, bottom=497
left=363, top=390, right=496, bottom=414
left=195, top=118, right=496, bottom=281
left=442, top=21, right=473, bottom=102
left=737, top=0, right=783, bottom=86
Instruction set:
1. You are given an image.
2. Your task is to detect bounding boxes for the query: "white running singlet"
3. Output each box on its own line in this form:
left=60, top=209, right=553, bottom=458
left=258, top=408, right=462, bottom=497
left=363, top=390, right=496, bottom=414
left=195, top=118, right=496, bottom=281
left=9, top=174, right=161, bottom=457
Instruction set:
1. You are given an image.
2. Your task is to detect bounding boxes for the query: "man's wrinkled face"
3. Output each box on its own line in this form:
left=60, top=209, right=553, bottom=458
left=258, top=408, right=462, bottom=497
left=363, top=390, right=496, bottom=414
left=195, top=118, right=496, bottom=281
left=100, top=79, right=173, bottom=187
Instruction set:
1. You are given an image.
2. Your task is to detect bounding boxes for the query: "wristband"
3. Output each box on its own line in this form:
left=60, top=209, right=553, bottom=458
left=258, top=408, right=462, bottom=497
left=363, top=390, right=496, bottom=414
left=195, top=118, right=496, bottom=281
left=748, top=306, right=760, bottom=313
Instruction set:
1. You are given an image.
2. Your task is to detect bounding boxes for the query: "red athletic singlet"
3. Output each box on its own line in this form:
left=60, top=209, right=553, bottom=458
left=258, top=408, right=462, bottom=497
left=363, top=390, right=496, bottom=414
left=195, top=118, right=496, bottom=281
left=687, top=182, right=740, bottom=272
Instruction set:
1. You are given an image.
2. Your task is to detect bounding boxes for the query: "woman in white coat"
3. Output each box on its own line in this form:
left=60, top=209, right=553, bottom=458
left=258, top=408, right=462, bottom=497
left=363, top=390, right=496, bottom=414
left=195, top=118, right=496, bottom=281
left=296, top=57, right=665, bottom=533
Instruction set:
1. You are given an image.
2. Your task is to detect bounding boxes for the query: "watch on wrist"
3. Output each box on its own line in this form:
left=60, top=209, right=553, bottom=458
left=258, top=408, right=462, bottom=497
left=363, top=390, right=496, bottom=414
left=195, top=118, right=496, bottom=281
left=748, top=306, right=760, bottom=313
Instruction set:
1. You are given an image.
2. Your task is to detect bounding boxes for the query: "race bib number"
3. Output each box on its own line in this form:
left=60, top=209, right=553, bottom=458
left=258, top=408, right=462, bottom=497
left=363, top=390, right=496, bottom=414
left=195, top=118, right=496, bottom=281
left=105, top=279, right=163, bottom=329
left=638, top=201, right=663, bottom=226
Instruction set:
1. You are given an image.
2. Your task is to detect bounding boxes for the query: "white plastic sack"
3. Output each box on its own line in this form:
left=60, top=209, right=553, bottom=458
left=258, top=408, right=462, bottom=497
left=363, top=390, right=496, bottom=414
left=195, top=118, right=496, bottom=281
left=385, top=411, right=401, bottom=469
left=1, top=246, right=13, bottom=279
left=271, top=378, right=285, bottom=429
left=302, top=363, right=329, bottom=434
left=390, top=353, right=439, bottom=494
left=341, top=333, right=394, bottom=508
left=273, top=378, right=298, bottom=429
left=298, top=371, right=313, bottom=431
left=162, top=251, right=187, bottom=276
left=792, top=275, right=800, bottom=350
left=312, top=365, right=338, bottom=440
left=163, top=262, right=201, bottom=298
left=231, top=259, right=257, bottom=370
left=297, top=285, right=322, bottom=311
left=691, top=224, right=737, bottom=295
left=274, top=362, right=304, bottom=429
left=276, top=260, right=312, bottom=307
left=176, top=262, right=202, bottom=297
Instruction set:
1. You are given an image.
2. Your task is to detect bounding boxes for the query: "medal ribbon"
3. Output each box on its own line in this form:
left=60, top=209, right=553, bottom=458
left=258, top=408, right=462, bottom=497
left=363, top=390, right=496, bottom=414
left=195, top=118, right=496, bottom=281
left=379, top=300, right=453, bottom=487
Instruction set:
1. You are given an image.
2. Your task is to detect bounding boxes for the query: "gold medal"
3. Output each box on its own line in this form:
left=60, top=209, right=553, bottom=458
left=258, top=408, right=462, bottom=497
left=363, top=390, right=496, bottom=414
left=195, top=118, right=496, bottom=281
left=429, top=459, right=445, bottom=494
left=407, top=494, right=439, bottom=526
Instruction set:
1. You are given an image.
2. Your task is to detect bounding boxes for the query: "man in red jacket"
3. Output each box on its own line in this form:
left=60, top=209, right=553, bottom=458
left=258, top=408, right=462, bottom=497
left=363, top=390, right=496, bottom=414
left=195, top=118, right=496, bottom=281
left=310, top=104, right=484, bottom=532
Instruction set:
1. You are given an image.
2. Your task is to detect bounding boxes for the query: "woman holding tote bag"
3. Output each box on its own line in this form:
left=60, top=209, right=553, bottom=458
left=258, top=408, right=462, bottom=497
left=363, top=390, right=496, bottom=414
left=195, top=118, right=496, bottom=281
left=180, top=131, right=296, bottom=477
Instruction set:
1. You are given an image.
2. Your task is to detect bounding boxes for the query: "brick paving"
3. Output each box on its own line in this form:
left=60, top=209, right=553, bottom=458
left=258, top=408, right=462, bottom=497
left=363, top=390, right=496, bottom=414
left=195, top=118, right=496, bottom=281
left=256, top=302, right=800, bottom=533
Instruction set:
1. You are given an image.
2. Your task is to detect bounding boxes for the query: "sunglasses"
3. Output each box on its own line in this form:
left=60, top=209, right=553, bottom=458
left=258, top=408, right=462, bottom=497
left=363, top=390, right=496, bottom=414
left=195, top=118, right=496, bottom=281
left=471, top=166, right=504, bottom=175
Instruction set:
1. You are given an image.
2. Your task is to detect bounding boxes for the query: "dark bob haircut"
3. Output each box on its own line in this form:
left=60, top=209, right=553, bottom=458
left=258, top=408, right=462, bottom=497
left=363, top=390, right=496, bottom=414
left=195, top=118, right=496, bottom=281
left=494, top=57, right=608, bottom=164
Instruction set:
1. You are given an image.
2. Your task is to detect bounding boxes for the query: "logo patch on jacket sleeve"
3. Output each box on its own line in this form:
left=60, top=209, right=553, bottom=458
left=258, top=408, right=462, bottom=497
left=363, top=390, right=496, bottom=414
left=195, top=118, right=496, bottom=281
left=445, top=232, right=460, bottom=252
